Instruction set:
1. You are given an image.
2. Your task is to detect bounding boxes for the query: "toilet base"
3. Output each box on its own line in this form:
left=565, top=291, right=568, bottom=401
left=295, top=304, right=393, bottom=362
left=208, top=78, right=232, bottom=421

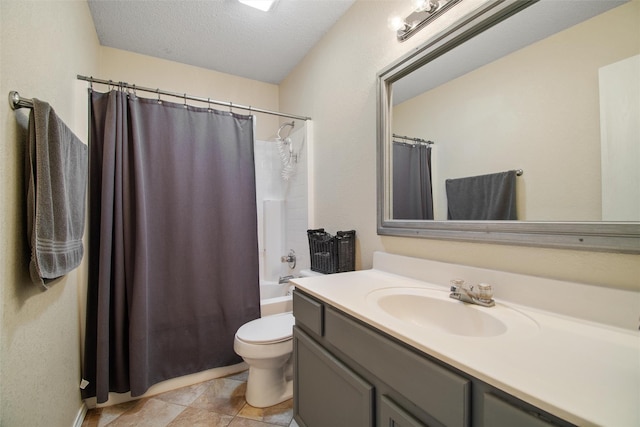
left=245, top=358, right=293, bottom=408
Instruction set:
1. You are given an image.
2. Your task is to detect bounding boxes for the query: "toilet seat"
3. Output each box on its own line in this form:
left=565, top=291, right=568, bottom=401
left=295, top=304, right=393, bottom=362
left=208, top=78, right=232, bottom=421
left=236, top=313, right=294, bottom=344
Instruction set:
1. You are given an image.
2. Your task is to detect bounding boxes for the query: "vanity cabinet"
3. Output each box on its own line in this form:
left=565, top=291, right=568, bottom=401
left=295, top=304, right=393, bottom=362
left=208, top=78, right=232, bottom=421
left=294, top=327, right=374, bottom=426
left=293, top=290, right=572, bottom=427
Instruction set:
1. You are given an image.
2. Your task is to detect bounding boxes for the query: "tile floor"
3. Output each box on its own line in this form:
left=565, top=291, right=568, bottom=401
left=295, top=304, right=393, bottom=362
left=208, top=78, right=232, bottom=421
left=81, top=371, right=299, bottom=427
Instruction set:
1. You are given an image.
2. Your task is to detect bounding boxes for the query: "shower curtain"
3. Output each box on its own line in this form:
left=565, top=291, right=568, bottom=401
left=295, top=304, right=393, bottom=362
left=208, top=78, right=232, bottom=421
left=82, top=90, right=261, bottom=403
left=392, top=142, right=434, bottom=220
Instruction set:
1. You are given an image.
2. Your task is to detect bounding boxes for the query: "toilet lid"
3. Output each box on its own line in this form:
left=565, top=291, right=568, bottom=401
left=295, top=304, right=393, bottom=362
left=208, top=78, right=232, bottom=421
left=236, top=313, right=294, bottom=344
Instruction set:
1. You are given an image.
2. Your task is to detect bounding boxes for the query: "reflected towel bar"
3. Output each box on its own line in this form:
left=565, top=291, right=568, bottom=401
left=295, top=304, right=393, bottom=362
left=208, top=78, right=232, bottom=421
left=393, top=133, right=433, bottom=145
left=8, top=91, right=33, bottom=110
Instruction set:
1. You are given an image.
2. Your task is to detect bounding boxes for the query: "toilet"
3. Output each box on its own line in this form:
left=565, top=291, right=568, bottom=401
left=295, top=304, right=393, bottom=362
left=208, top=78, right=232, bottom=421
left=234, top=269, right=323, bottom=408
left=234, top=312, right=295, bottom=408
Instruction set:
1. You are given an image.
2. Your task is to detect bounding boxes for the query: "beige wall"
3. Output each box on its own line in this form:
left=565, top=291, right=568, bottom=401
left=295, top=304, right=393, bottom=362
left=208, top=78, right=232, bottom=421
left=1, top=2, right=282, bottom=425
left=97, top=47, right=280, bottom=141
left=0, top=1, right=100, bottom=426
left=280, top=0, right=640, bottom=291
left=393, top=4, right=639, bottom=221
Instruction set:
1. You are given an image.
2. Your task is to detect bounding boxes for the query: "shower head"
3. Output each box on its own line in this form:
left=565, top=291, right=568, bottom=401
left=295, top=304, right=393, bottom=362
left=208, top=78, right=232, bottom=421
left=277, top=121, right=295, bottom=140
left=276, top=121, right=297, bottom=181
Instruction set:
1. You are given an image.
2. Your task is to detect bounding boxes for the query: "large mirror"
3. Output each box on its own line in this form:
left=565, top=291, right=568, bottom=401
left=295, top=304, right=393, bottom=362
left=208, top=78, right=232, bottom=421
left=377, top=0, right=640, bottom=253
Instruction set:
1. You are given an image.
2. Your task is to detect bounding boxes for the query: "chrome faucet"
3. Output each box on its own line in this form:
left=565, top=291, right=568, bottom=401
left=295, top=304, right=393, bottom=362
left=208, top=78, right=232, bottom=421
left=449, top=279, right=495, bottom=307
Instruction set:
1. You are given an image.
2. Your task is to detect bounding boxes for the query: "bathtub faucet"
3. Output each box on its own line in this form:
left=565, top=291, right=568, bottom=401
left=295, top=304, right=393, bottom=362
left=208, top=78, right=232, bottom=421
left=449, top=279, right=495, bottom=307
left=279, top=275, right=295, bottom=284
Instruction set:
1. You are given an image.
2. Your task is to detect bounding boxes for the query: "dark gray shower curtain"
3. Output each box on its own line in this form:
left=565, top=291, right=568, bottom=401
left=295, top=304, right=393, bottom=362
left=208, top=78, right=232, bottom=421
left=82, top=90, right=260, bottom=403
left=392, top=143, right=434, bottom=220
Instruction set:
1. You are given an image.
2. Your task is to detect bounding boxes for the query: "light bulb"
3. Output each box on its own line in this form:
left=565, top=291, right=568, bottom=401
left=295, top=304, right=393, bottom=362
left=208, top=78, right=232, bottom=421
left=387, top=15, right=407, bottom=32
left=412, top=0, right=439, bottom=13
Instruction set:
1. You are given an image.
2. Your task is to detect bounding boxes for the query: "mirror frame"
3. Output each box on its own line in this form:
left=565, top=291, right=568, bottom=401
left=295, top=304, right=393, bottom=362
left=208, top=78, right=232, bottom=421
left=377, top=0, right=640, bottom=253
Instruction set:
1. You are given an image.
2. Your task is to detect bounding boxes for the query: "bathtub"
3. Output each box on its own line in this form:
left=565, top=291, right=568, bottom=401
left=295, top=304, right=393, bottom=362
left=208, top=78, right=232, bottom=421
left=260, top=280, right=294, bottom=317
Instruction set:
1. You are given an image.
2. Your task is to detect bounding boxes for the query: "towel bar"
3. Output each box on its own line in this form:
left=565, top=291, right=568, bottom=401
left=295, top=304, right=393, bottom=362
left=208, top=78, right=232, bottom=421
left=8, top=91, right=33, bottom=110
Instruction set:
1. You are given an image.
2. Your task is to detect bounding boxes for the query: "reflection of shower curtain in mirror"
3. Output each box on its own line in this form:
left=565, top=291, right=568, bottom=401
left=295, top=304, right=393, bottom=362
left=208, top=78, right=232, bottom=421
left=392, top=143, right=434, bottom=220
left=82, top=90, right=261, bottom=403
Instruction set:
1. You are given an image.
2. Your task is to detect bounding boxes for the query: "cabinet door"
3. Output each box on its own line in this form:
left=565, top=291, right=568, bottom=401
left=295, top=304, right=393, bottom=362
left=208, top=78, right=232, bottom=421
left=294, top=327, right=374, bottom=427
left=484, top=393, right=557, bottom=427
left=380, top=395, right=429, bottom=427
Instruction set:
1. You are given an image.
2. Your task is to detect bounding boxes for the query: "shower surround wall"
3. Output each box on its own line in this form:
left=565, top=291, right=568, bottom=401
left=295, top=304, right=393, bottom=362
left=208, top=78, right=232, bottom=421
left=255, top=123, right=310, bottom=282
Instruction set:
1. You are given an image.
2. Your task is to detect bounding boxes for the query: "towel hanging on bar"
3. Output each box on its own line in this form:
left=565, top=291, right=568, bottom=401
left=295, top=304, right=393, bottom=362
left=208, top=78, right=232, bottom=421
left=26, top=98, right=88, bottom=289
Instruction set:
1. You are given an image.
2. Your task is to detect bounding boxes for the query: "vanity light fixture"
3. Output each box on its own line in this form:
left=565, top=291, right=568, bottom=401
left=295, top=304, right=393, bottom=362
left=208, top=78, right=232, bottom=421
left=389, top=0, right=462, bottom=42
left=238, top=0, right=278, bottom=12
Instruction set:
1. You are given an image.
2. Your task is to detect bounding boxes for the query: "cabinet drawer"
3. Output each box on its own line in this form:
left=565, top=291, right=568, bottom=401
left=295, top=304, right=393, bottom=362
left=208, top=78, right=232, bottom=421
left=483, top=393, right=557, bottom=427
left=294, top=327, right=374, bottom=427
left=325, top=307, right=470, bottom=427
left=293, top=291, right=324, bottom=336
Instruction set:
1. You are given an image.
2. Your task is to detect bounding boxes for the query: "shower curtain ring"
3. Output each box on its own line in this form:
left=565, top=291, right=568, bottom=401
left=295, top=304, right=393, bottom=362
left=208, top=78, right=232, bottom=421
left=157, top=89, right=161, bottom=104
left=89, top=77, right=93, bottom=91
left=183, top=93, right=187, bottom=109
left=207, top=98, right=212, bottom=112
left=229, top=102, right=233, bottom=113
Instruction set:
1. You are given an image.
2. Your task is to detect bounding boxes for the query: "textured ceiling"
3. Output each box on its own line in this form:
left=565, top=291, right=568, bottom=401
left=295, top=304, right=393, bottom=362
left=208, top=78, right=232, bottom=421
left=88, top=0, right=356, bottom=84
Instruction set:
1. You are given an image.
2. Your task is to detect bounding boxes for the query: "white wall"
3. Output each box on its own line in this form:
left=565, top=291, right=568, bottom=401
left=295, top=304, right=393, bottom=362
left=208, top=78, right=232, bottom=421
left=279, top=0, right=640, bottom=291
left=0, top=1, right=100, bottom=426
left=599, top=54, right=640, bottom=221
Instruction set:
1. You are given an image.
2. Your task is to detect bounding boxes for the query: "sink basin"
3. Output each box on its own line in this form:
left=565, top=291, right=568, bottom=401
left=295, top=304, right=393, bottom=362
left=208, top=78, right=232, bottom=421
left=366, top=287, right=538, bottom=338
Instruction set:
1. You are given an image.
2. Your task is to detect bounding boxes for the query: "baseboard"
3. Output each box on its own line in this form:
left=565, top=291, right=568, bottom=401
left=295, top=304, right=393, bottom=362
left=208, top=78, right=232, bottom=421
left=73, top=402, right=88, bottom=427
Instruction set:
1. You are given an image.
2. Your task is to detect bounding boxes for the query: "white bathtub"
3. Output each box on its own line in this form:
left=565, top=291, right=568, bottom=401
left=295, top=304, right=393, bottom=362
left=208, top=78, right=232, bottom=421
left=260, top=280, right=294, bottom=317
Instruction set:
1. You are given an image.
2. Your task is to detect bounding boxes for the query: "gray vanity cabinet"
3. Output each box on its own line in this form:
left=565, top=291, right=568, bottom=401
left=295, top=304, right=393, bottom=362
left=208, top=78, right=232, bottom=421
left=294, top=329, right=374, bottom=426
left=380, top=395, right=430, bottom=427
left=293, top=290, right=571, bottom=427
left=482, top=393, right=558, bottom=427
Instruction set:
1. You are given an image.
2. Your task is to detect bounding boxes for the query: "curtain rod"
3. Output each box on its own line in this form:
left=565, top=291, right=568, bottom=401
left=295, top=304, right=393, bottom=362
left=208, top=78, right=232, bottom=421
left=76, top=75, right=311, bottom=121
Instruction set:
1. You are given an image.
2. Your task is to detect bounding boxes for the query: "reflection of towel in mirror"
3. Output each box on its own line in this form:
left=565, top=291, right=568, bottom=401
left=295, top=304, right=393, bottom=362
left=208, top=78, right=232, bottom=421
left=446, top=170, right=517, bottom=220
left=26, top=99, right=88, bottom=289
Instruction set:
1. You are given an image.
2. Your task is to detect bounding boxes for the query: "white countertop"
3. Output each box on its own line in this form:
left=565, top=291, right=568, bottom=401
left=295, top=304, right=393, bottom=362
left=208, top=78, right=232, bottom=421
left=292, top=264, right=640, bottom=427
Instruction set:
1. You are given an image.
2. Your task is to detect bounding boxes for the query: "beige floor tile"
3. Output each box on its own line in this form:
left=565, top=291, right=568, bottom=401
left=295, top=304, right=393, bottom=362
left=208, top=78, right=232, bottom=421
left=237, top=399, right=293, bottom=426
left=106, top=398, right=186, bottom=427
left=81, top=409, right=102, bottom=427
left=227, top=418, right=285, bottom=427
left=166, top=406, right=235, bottom=426
left=190, top=378, right=247, bottom=416
left=82, top=400, right=139, bottom=427
left=155, top=380, right=210, bottom=406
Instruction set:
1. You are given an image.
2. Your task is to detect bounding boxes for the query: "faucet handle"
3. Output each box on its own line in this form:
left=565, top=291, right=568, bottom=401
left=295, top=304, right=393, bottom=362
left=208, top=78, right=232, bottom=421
left=477, top=283, right=493, bottom=302
left=450, top=278, right=465, bottom=292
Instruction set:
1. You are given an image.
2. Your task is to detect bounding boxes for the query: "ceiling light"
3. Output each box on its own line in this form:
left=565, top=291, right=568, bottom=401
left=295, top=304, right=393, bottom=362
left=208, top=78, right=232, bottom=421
left=392, top=0, right=461, bottom=41
left=238, top=0, right=278, bottom=12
